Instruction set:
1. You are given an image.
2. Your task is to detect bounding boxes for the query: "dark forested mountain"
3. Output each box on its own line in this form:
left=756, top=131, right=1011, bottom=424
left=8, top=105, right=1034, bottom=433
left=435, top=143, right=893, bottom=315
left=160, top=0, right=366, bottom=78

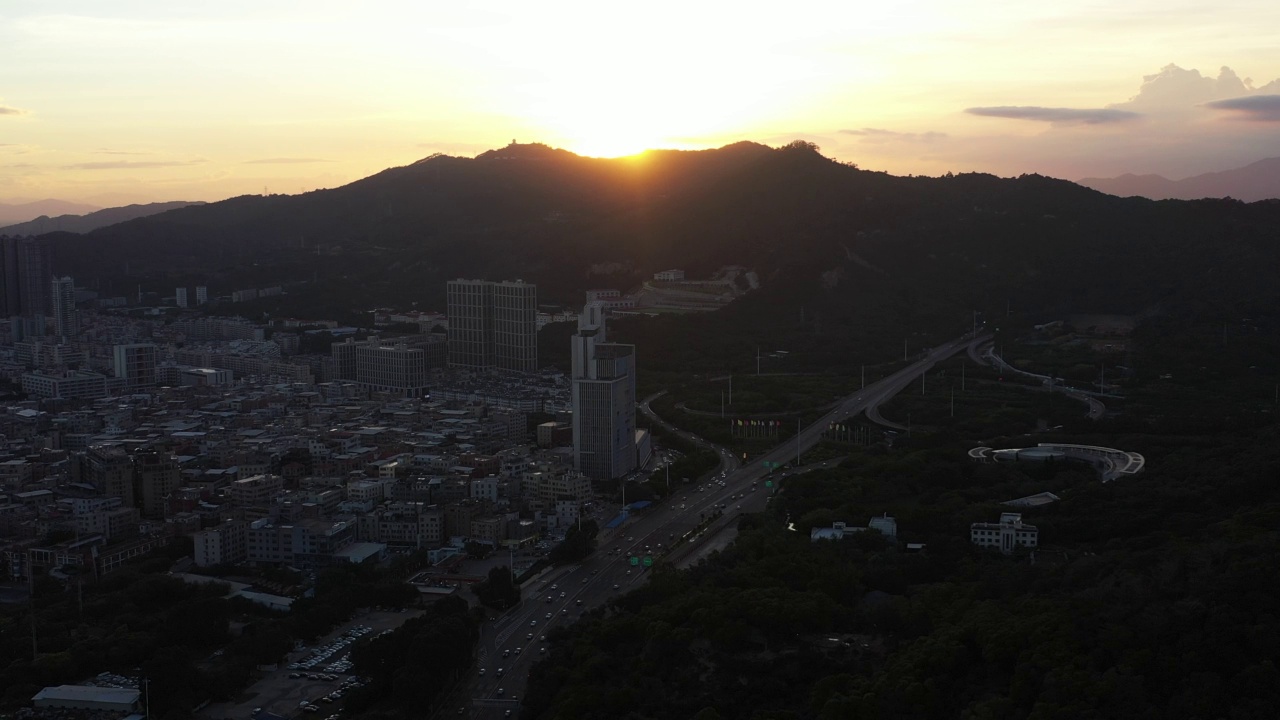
left=0, top=198, right=99, bottom=226
left=45, top=141, right=1280, bottom=326
left=0, top=200, right=204, bottom=236
left=1078, top=157, right=1280, bottom=202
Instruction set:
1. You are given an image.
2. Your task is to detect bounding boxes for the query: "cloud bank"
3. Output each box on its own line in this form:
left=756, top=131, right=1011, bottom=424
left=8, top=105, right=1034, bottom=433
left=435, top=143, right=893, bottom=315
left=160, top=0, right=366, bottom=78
left=964, top=106, right=1140, bottom=125
left=840, top=128, right=948, bottom=143
left=242, top=157, right=333, bottom=164
left=65, top=159, right=207, bottom=170
left=1205, top=95, right=1280, bottom=122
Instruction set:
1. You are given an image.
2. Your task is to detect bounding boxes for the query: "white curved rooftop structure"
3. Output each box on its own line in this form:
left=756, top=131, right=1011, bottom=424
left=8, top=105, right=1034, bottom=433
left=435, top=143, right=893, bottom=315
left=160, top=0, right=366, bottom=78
left=969, top=443, right=1144, bottom=482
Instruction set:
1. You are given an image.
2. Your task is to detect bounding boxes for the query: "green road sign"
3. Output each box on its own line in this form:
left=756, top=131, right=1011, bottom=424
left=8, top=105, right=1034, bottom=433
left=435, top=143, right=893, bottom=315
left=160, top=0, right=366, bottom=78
left=765, top=480, right=774, bottom=488
left=643, top=556, right=653, bottom=567
left=629, top=556, right=639, bottom=566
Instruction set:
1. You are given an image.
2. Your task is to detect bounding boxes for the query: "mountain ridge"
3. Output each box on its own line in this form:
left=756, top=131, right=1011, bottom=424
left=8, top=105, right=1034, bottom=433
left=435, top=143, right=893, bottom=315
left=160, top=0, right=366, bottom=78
left=0, top=200, right=205, bottom=236
left=1078, top=157, right=1280, bottom=201
left=0, top=199, right=100, bottom=226
left=39, top=141, right=1280, bottom=328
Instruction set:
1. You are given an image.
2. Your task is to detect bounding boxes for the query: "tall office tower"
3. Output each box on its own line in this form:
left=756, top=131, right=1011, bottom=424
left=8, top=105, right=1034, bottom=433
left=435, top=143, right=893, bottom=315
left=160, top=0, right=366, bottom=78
left=571, top=302, right=637, bottom=480
left=446, top=279, right=537, bottom=372
left=0, top=236, right=19, bottom=317
left=132, top=452, right=180, bottom=519
left=0, top=236, right=53, bottom=319
left=81, top=445, right=136, bottom=508
left=195, top=286, right=208, bottom=305
left=493, top=280, right=538, bottom=372
left=51, top=276, right=77, bottom=340
left=113, top=343, right=158, bottom=388
left=175, top=287, right=189, bottom=308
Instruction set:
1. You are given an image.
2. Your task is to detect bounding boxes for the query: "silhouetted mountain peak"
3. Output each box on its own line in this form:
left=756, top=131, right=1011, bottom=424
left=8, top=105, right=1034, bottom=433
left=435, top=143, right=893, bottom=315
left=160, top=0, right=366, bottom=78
left=1078, top=157, right=1280, bottom=201
left=475, top=142, right=578, bottom=162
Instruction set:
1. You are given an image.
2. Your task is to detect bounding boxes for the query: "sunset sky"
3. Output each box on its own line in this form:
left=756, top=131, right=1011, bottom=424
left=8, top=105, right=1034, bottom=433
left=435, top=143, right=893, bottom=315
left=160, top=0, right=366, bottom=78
left=3, top=0, right=1280, bottom=205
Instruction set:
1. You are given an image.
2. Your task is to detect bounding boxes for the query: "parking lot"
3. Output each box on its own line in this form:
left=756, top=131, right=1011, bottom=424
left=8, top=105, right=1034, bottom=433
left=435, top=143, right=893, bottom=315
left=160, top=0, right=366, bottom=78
left=202, top=608, right=425, bottom=720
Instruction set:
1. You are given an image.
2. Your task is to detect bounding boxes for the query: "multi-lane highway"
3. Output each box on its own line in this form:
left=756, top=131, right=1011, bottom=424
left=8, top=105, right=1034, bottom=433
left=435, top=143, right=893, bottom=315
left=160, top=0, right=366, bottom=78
left=459, top=333, right=984, bottom=717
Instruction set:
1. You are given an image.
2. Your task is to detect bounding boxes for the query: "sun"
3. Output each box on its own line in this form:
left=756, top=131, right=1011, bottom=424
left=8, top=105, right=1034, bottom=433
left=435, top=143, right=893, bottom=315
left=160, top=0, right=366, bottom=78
left=563, top=130, right=669, bottom=158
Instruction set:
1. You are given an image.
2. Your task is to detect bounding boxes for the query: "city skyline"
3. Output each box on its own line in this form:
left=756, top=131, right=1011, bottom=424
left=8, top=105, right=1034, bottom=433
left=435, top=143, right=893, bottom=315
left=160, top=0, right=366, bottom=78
left=3, top=1, right=1280, bottom=205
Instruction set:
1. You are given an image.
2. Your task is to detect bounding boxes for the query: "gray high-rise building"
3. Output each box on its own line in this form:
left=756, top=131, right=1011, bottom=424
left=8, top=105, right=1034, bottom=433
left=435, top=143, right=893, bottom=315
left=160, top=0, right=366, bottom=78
left=51, top=276, right=77, bottom=340
left=572, top=302, right=637, bottom=480
left=175, top=287, right=189, bottom=308
left=0, top=236, right=53, bottom=320
left=447, top=279, right=537, bottom=372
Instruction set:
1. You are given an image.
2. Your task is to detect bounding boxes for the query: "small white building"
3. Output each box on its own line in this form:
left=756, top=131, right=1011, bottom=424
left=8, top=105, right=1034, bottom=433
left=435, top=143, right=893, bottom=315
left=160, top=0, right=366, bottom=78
left=971, top=512, right=1038, bottom=555
left=653, top=269, right=685, bottom=281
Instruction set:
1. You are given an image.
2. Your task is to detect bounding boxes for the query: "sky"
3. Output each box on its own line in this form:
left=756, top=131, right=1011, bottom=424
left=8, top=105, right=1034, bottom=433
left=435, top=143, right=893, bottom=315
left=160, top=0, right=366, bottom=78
left=2, top=0, right=1280, bottom=206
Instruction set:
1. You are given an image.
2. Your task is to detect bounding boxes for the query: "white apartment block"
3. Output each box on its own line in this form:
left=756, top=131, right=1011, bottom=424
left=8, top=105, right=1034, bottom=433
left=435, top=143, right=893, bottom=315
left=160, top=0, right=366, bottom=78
left=971, top=512, right=1039, bottom=555
left=347, top=479, right=393, bottom=504
left=229, top=474, right=285, bottom=507
left=357, top=503, right=442, bottom=548
left=533, top=469, right=592, bottom=503
left=470, top=477, right=498, bottom=503
left=21, top=370, right=108, bottom=399
left=193, top=521, right=248, bottom=567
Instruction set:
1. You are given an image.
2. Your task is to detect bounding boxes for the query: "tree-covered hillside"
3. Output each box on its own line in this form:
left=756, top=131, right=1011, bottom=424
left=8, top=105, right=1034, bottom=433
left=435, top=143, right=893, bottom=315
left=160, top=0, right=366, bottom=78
left=524, top=423, right=1280, bottom=719
left=40, top=142, right=1280, bottom=333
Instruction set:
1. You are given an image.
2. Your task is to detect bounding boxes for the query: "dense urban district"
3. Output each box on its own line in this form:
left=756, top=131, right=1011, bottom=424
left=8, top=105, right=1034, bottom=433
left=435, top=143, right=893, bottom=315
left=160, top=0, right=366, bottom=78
left=1, top=143, right=1279, bottom=720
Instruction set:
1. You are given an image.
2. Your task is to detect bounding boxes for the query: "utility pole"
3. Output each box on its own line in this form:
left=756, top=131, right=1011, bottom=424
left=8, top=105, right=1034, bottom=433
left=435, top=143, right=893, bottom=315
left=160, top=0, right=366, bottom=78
left=961, top=363, right=966, bottom=392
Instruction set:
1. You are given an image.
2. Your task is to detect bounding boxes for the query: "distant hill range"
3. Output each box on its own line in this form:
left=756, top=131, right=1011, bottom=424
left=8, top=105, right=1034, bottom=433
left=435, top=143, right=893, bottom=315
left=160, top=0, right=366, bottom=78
left=0, top=199, right=99, bottom=227
left=1078, top=157, right=1280, bottom=202
left=36, top=141, right=1280, bottom=328
left=0, top=200, right=204, bottom=236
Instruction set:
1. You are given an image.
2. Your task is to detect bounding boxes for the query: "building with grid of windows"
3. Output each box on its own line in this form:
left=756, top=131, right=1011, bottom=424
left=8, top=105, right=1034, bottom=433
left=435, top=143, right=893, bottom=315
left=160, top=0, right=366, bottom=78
left=447, top=279, right=537, bottom=372
left=571, top=302, right=636, bottom=480
left=51, top=276, right=78, bottom=340
left=970, top=512, right=1038, bottom=554
left=112, top=343, right=158, bottom=388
